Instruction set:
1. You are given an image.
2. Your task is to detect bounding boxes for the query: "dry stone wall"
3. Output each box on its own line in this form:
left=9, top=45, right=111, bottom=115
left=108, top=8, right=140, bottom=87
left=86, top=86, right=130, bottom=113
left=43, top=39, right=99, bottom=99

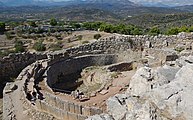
left=0, top=52, right=47, bottom=81
left=46, top=54, right=118, bottom=87
left=1, top=33, right=192, bottom=82
left=3, top=33, right=193, bottom=120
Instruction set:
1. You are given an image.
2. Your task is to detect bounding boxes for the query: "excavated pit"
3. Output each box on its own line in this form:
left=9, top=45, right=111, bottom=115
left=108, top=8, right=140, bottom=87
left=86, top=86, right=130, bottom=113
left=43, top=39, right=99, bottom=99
left=46, top=54, right=118, bottom=94
left=52, top=71, right=83, bottom=93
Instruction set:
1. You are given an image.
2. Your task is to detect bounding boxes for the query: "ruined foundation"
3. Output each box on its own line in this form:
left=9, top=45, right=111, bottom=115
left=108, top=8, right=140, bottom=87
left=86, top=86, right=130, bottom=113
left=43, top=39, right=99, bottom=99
left=2, top=33, right=193, bottom=120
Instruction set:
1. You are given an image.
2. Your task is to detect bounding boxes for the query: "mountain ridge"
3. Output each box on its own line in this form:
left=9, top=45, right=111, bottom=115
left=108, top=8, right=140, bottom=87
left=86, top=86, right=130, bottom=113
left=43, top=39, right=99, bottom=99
left=0, top=0, right=138, bottom=7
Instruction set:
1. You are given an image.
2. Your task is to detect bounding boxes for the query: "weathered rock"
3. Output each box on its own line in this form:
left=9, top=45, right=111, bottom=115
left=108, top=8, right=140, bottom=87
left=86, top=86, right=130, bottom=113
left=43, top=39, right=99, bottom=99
left=127, top=67, right=153, bottom=96
left=107, top=94, right=128, bottom=120
left=86, top=114, right=113, bottom=120
left=101, top=56, right=193, bottom=120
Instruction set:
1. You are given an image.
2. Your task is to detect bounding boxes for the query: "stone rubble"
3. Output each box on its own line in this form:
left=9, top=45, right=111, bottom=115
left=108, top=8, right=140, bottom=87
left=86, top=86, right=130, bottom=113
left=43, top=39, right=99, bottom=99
left=2, top=33, right=193, bottom=120
left=88, top=55, right=193, bottom=120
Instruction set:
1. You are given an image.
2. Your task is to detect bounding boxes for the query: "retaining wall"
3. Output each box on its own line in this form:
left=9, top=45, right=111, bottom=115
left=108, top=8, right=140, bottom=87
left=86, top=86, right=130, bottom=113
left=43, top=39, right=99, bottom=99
left=3, top=33, right=193, bottom=119
left=46, top=54, right=118, bottom=87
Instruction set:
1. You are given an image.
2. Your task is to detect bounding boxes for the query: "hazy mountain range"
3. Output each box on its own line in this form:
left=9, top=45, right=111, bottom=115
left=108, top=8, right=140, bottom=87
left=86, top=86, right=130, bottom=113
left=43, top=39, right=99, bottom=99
left=0, top=0, right=193, bottom=22
left=1, top=0, right=193, bottom=7
left=131, top=0, right=193, bottom=7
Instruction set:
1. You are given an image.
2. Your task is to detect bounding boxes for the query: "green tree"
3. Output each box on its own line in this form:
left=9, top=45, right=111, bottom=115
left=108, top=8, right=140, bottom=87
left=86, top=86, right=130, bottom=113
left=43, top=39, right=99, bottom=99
left=29, top=21, right=37, bottom=27
left=99, top=23, right=113, bottom=33
left=14, top=40, right=25, bottom=53
left=0, top=22, right=5, bottom=33
left=166, top=27, right=179, bottom=35
left=50, top=18, right=57, bottom=26
left=188, top=26, right=193, bottom=32
left=148, top=26, right=160, bottom=35
left=83, top=22, right=102, bottom=30
left=179, top=26, right=188, bottom=32
left=131, top=28, right=142, bottom=35
left=33, top=40, right=46, bottom=51
left=71, top=23, right=81, bottom=29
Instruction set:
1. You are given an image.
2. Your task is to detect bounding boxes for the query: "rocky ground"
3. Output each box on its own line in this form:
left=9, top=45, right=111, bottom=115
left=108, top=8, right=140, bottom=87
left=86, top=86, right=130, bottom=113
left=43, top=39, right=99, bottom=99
left=87, top=55, right=193, bottom=120
left=0, top=99, right=2, bottom=120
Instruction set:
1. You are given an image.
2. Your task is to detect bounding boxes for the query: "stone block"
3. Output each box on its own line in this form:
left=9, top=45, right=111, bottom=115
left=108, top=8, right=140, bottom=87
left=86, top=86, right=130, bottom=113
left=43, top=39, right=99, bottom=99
left=69, top=102, right=75, bottom=113
left=90, top=107, right=103, bottom=115
left=67, top=112, right=78, bottom=120
left=41, top=101, right=48, bottom=112
left=62, top=111, right=68, bottom=120
left=74, top=104, right=82, bottom=114
left=64, top=101, right=70, bottom=112
left=78, top=114, right=88, bottom=120
left=82, top=107, right=91, bottom=116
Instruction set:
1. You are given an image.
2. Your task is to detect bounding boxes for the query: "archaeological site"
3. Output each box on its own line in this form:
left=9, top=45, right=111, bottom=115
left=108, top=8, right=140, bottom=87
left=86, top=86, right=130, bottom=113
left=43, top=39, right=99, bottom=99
left=2, top=32, right=193, bottom=120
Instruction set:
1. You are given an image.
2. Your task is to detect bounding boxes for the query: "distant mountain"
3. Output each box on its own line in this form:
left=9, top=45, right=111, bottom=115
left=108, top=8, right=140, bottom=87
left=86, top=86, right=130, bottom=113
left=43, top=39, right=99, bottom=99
left=130, top=0, right=193, bottom=7
left=0, top=0, right=138, bottom=7
left=0, top=1, right=5, bottom=6
left=0, top=0, right=192, bottom=23
left=138, top=2, right=169, bottom=7
left=0, top=0, right=34, bottom=6
left=174, top=5, right=193, bottom=12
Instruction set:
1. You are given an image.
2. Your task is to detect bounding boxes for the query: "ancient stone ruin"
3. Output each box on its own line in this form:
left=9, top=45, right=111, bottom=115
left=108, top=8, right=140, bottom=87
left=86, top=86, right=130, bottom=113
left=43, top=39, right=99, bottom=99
left=2, top=33, right=193, bottom=120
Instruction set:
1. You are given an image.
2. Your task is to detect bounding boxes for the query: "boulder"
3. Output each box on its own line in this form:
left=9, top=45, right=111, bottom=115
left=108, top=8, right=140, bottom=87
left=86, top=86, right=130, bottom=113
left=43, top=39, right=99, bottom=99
left=106, top=94, right=128, bottom=120
left=127, top=67, right=153, bottom=96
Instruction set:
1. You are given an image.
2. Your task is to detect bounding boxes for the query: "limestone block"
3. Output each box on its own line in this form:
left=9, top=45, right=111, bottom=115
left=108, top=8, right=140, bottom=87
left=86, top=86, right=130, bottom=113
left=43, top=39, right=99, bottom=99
left=69, top=102, right=75, bottom=113
left=62, top=111, right=68, bottom=120
left=74, top=104, right=82, bottom=114
left=91, top=108, right=103, bottom=115
left=41, top=101, right=48, bottom=112
left=68, top=112, right=78, bottom=120
left=82, top=107, right=91, bottom=116
left=36, top=100, right=42, bottom=110
left=64, top=101, right=70, bottom=112
left=78, top=114, right=88, bottom=120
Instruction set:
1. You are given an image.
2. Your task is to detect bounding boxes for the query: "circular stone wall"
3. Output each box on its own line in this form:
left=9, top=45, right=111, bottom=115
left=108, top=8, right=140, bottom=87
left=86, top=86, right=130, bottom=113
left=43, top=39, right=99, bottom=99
left=46, top=54, right=118, bottom=92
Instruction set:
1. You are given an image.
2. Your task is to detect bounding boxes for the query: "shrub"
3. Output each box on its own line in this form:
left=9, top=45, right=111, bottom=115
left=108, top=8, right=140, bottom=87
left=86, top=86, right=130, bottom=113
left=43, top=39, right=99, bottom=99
left=49, top=43, right=62, bottom=51
left=174, top=47, right=184, bottom=53
left=148, top=26, right=160, bottom=35
left=14, top=40, right=25, bottom=53
left=0, top=50, right=11, bottom=57
left=0, top=22, right=5, bottom=33
left=82, top=40, right=90, bottom=44
left=77, top=35, right=83, bottom=40
left=5, top=32, right=14, bottom=40
left=50, top=18, right=57, bottom=26
left=94, top=34, right=101, bottom=40
left=166, top=27, right=179, bottom=35
left=33, top=40, right=46, bottom=51
left=29, top=21, right=37, bottom=27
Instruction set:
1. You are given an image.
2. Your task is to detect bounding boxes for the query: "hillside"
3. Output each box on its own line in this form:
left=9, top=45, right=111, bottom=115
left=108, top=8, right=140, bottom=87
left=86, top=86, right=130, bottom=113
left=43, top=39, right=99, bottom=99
left=0, top=0, right=193, bottom=28
left=174, top=5, right=193, bottom=12
left=0, top=4, right=188, bottom=22
left=125, top=13, right=193, bottom=27
left=124, top=13, right=193, bottom=33
left=0, top=6, right=122, bottom=22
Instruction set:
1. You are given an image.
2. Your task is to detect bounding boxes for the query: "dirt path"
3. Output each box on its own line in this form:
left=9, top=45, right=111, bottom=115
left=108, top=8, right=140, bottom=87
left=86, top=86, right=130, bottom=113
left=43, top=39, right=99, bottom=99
left=8, top=81, right=28, bottom=120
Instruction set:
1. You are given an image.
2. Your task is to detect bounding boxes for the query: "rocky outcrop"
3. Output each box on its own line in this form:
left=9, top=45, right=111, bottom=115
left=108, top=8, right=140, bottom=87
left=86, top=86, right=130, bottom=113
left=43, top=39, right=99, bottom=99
left=88, top=55, right=193, bottom=120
